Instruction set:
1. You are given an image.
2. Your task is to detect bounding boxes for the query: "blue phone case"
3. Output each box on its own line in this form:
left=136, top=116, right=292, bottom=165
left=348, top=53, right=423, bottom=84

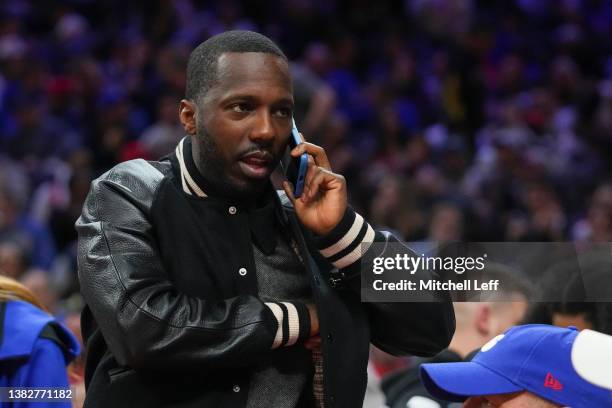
left=291, top=119, right=308, bottom=198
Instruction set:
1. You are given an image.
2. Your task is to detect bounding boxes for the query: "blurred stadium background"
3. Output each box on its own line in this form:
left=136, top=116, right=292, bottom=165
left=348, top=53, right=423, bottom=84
left=1, top=0, right=612, bottom=406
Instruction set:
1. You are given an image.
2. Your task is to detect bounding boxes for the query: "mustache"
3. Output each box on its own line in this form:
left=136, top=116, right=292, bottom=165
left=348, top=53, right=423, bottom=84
left=237, top=146, right=276, bottom=161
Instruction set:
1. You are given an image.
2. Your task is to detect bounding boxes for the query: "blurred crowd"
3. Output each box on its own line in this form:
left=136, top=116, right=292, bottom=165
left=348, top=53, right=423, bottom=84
left=1, top=0, right=612, bottom=405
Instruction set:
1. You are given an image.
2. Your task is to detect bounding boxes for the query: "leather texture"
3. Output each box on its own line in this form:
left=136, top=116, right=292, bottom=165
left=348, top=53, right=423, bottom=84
left=77, top=159, right=278, bottom=372
left=76, top=157, right=455, bottom=408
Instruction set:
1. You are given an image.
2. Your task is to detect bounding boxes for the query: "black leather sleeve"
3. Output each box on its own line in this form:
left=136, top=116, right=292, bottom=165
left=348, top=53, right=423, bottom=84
left=359, top=233, right=456, bottom=357
left=313, top=208, right=456, bottom=357
left=76, top=159, right=279, bottom=372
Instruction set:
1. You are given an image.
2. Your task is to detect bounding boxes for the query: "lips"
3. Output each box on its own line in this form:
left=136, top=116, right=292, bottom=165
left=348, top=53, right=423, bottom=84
left=238, top=151, right=273, bottom=179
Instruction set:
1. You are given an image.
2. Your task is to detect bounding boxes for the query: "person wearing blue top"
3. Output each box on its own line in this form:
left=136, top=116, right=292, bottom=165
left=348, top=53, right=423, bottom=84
left=0, top=276, right=80, bottom=408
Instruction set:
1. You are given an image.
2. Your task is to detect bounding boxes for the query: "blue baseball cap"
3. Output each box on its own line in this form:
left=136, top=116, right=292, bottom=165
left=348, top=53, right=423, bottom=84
left=420, top=324, right=612, bottom=407
left=572, top=329, right=612, bottom=390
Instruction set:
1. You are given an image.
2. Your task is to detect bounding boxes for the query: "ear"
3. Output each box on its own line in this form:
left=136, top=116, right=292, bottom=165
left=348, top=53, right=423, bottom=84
left=475, top=304, right=491, bottom=337
left=179, top=99, right=197, bottom=135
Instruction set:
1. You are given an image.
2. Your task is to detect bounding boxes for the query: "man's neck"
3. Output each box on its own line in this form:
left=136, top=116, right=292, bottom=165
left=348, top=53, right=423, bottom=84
left=448, top=330, right=486, bottom=359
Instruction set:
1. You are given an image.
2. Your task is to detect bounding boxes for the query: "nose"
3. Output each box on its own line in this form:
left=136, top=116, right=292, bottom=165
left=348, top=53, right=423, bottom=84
left=249, top=110, right=275, bottom=144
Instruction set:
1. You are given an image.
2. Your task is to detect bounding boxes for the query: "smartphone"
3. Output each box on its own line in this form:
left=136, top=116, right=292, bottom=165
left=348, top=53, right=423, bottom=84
left=280, top=118, right=308, bottom=198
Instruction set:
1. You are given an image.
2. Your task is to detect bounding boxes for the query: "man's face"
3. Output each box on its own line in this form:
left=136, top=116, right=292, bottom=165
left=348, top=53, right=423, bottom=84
left=189, top=52, right=293, bottom=198
left=462, top=391, right=561, bottom=407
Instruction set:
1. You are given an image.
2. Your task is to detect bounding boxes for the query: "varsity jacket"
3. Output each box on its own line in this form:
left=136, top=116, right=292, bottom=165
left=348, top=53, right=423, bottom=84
left=76, top=137, right=455, bottom=408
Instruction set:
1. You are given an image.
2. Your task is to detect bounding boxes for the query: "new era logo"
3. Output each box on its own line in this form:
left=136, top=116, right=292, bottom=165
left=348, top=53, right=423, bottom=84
left=544, top=373, right=563, bottom=390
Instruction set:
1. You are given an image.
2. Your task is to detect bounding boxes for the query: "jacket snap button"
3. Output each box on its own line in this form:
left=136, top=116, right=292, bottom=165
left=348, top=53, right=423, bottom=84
left=233, top=385, right=240, bottom=392
left=238, top=267, right=247, bottom=276
left=229, top=206, right=237, bottom=215
left=327, top=333, right=333, bottom=341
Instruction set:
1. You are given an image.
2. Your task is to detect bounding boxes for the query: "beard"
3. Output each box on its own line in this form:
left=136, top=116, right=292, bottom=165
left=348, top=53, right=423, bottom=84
left=193, top=120, right=275, bottom=199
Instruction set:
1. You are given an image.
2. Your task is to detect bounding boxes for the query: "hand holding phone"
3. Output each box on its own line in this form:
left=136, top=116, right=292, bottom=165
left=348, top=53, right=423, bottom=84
left=280, top=121, right=348, bottom=236
left=281, top=118, right=308, bottom=198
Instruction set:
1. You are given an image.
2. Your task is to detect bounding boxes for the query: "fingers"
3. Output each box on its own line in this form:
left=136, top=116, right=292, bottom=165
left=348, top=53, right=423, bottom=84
left=282, top=181, right=297, bottom=205
left=304, top=168, right=333, bottom=203
left=288, top=139, right=336, bottom=201
left=291, top=140, right=331, bottom=170
left=302, top=167, right=345, bottom=205
left=302, top=155, right=318, bottom=199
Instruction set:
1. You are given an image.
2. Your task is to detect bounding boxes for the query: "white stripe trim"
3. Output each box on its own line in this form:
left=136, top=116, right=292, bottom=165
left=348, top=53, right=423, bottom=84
left=332, top=224, right=375, bottom=269
left=176, top=139, right=207, bottom=197
left=282, top=302, right=300, bottom=346
left=175, top=141, right=191, bottom=195
left=320, top=213, right=365, bottom=258
left=265, top=302, right=284, bottom=349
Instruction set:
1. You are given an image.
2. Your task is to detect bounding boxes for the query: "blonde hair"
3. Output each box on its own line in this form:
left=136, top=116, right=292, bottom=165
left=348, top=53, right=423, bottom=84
left=0, top=275, right=46, bottom=311
left=0, top=275, right=77, bottom=380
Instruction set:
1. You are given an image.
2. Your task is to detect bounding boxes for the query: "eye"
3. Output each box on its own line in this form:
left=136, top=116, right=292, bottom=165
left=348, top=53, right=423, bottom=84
left=274, top=107, right=292, bottom=118
left=231, top=103, right=252, bottom=113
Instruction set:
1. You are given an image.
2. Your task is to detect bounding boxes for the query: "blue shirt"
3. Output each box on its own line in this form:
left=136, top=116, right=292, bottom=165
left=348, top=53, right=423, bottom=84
left=0, top=300, right=80, bottom=408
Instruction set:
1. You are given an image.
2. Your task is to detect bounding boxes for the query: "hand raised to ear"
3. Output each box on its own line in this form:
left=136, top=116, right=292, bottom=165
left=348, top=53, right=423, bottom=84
left=283, top=140, right=347, bottom=236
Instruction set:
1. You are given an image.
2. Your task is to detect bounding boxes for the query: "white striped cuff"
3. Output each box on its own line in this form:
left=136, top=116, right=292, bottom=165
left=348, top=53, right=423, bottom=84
left=317, top=209, right=376, bottom=269
left=264, top=301, right=310, bottom=349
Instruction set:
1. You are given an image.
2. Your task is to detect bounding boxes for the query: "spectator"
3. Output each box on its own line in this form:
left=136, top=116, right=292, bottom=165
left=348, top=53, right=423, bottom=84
left=525, top=248, right=612, bottom=335
left=20, top=268, right=59, bottom=314
left=572, top=182, right=612, bottom=243
left=420, top=324, right=612, bottom=407
left=290, top=43, right=337, bottom=142
left=1, top=5, right=612, bottom=406
left=382, top=264, right=530, bottom=408
left=0, top=275, right=79, bottom=407
left=427, top=202, right=465, bottom=243
left=0, top=241, right=26, bottom=280
left=0, top=160, right=56, bottom=269
left=139, top=93, right=184, bottom=159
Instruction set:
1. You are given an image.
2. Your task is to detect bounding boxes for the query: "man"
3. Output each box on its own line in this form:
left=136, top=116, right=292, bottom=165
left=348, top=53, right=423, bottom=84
left=383, top=265, right=530, bottom=408
left=76, top=30, right=455, bottom=408
left=420, top=324, right=612, bottom=407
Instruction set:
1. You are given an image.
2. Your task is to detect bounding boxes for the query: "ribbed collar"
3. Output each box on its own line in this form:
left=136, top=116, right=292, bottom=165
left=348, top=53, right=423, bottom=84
left=174, top=136, right=280, bottom=254
left=175, top=136, right=208, bottom=198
